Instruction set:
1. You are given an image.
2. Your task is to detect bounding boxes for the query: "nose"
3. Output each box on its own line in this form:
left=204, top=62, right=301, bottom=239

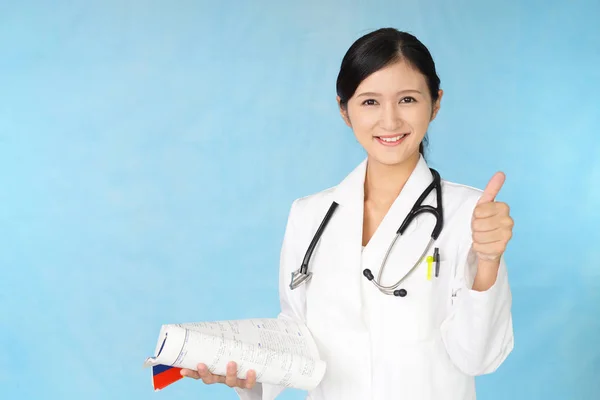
left=380, top=103, right=402, bottom=131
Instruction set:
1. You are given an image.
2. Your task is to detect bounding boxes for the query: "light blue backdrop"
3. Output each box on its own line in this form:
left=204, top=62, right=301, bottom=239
left=1, top=1, right=599, bottom=399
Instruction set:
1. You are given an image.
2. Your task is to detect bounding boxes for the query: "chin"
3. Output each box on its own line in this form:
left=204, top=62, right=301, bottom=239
left=368, top=148, right=420, bottom=167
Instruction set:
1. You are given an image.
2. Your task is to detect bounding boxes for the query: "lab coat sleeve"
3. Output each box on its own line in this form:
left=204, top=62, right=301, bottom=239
left=235, top=199, right=306, bottom=400
left=440, top=213, right=514, bottom=376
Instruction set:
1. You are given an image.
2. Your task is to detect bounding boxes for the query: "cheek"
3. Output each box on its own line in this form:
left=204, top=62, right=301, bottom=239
left=405, top=108, right=432, bottom=133
left=348, top=110, right=378, bottom=137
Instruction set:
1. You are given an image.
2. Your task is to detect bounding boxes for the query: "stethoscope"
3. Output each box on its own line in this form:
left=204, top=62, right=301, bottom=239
left=289, top=168, right=444, bottom=298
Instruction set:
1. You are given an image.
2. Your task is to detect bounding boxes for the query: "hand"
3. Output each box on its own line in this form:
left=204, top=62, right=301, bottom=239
left=471, top=172, right=514, bottom=262
left=180, top=361, right=257, bottom=389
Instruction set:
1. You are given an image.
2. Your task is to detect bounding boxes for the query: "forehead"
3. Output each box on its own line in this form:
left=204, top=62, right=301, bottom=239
left=355, top=60, right=428, bottom=94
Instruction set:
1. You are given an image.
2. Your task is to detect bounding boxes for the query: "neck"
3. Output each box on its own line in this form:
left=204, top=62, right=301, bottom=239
left=364, top=152, right=420, bottom=206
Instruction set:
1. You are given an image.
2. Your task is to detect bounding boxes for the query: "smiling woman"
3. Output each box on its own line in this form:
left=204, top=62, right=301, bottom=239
left=336, top=28, right=442, bottom=165
left=181, top=27, right=515, bottom=400
left=335, top=29, right=446, bottom=248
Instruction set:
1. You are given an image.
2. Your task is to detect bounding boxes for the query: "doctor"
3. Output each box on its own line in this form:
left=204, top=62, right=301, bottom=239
left=182, top=27, right=514, bottom=399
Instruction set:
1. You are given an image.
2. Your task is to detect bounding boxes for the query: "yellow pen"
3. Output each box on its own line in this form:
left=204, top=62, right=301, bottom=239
left=426, top=256, right=433, bottom=281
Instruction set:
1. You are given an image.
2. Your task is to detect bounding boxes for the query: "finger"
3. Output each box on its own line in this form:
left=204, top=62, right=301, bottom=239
left=473, top=203, right=497, bottom=219
left=181, top=368, right=200, bottom=380
left=477, top=171, right=506, bottom=205
left=472, top=216, right=497, bottom=232
left=473, top=229, right=511, bottom=244
left=197, top=363, right=217, bottom=385
left=225, top=361, right=238, bottom=387
left=473, top=202, right=509, bottom=219
left=472, top=241, right=506, bottom=256
left=472, top=214, right=513, bottom=232
left=245, top=369, right=257, bottom=389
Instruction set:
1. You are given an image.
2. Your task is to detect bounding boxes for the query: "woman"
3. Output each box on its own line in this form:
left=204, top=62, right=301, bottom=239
left=182, top=27, right=514, bottom=399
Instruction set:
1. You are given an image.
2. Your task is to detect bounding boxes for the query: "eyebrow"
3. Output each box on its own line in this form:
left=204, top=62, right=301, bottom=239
left=356, top=90, right=423, bottom=97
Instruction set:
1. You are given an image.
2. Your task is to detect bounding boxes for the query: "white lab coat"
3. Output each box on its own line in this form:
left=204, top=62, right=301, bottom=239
left=236, top=155, right=514, bottom=399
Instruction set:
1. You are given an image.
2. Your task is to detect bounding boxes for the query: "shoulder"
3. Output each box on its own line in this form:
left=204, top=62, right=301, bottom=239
left=439, top=178, right=484, bottom=241
left=288, top=185, right=337, bottom=222
left=280, top=186, right=338, bottom=254
left=442, top=179, right=483, bottom=207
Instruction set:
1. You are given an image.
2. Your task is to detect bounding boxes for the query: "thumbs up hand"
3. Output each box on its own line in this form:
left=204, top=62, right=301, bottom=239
left=471, top=172, right=514, bottom=263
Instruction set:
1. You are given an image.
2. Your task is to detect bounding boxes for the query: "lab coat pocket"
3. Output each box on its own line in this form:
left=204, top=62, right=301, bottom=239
left=380, top=259, right=451, bottom=343
left=422, top=260, right=454, bottom=340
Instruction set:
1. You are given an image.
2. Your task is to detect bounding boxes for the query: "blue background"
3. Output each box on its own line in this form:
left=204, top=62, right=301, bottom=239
left=1, top=1, right=599, bottom=399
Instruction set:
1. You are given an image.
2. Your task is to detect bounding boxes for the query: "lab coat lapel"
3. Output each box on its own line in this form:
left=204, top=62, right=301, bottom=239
left=362, top=156, right=436, bottom=286
left=325, top=159, right=367, bottom=329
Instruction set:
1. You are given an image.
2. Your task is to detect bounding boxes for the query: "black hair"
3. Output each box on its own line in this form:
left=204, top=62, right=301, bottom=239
left=336, top=28, right=441, bottom=157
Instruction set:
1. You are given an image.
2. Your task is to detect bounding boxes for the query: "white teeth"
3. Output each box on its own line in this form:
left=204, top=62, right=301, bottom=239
left=380, top=134, right=406, bottom=142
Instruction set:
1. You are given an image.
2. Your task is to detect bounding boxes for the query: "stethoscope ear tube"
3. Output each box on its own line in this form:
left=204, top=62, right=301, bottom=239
left=364, top=269, right=406, bottom=296
left=364, top=237, right=436, bottom=296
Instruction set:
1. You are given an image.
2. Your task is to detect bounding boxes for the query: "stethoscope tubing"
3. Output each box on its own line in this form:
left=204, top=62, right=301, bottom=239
left=290, top=168, right=443, bottom=297
left=369, top=237, right=436, bottom=295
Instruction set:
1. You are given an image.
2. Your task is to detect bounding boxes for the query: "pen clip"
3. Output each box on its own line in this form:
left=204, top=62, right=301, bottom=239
left=434, top=247, right=440, bottom=278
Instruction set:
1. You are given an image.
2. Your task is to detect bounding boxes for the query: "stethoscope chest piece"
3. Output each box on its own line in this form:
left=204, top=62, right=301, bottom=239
left=290, top=269, right=312, bottom=290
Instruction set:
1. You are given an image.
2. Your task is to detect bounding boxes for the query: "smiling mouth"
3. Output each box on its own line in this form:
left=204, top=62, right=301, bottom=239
left=374, top=133, right=409, bottom=146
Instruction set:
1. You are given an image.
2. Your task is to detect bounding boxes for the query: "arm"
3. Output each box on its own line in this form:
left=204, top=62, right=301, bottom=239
left=235, top=199, right=306, bottom=399
left=441, top=174, right=515, bottom=376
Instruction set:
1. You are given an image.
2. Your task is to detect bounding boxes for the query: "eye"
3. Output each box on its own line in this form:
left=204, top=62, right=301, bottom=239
left=361, top=99, right=378, bottom=106
left=400, top=96, right=417, bottom=103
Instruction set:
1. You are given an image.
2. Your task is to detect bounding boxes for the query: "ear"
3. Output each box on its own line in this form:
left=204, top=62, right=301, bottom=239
left=430, top=89, right=443, bottom=121
left=337, top=96, right=352, bottom=127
